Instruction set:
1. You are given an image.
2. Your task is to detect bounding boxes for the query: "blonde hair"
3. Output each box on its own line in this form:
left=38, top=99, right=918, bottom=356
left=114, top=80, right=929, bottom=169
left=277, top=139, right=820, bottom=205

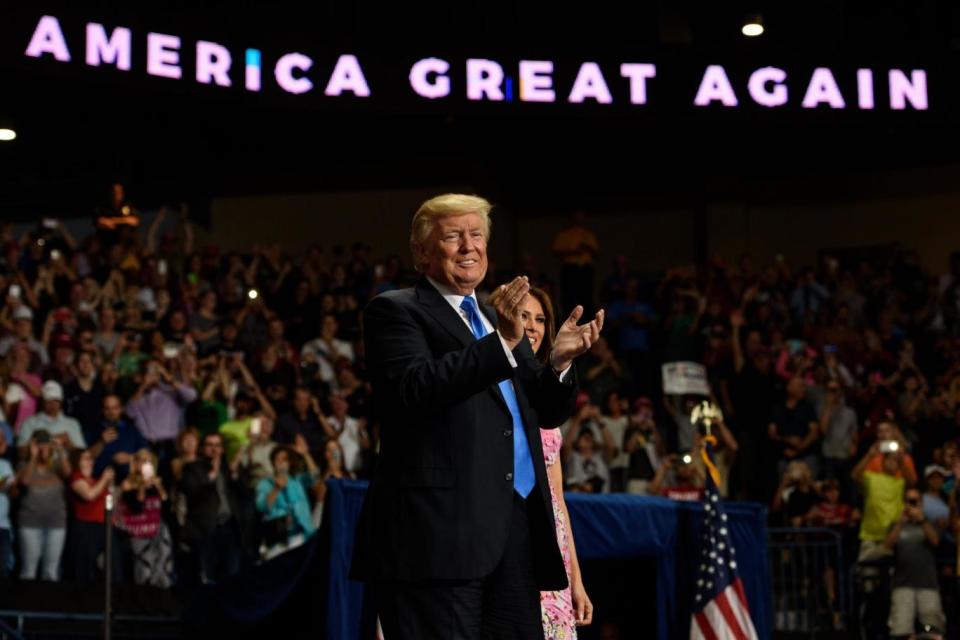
left=410, top=194, right=493, bottom=271
left=129, top=448, right=158, bottom=481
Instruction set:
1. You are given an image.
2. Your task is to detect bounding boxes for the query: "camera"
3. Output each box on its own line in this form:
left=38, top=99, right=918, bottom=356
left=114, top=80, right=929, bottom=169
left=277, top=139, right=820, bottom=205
left=878, top=440, right=900, bottom=454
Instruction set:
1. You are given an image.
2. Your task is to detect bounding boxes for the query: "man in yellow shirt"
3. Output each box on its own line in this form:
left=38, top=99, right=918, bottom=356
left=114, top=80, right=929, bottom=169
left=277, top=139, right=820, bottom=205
left=852, top=442, right=910, bottom=563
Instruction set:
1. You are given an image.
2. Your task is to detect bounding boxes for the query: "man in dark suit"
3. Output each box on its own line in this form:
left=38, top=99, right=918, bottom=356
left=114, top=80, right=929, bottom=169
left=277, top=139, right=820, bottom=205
left=353, top=194, right=604, bottom=639
left=180, top=432, right=250, bottom=584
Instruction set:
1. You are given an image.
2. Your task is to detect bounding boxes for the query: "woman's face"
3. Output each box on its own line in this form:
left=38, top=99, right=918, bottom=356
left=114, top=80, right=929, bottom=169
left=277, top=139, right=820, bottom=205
left=35, top=442, right=52, bottom=462
left=274, top=450, right=290, bottom=474
left=325, top=442, right=343, bottom=466
left=170, top=311, right=186, bottom=331
left=202, top=292, right=217, bottom=312
left=79, top=451, right=94, bottom=476
left=182, top=433, right=198, bottom=456
left=520, top=295, right=546, bottom=354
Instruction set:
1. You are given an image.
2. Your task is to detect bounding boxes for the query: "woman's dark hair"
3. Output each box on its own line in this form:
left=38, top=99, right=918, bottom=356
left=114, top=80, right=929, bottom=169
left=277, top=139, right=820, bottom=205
left=486, top=285, right=556, bottom=365
left=269, top=444, right=293, bottom=467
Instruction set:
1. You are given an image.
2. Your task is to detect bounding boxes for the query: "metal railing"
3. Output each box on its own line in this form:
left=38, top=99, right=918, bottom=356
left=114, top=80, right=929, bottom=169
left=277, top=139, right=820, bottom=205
left=0, top=611, right=179, bottom=639
left=768, top=527, right=848, bottom=635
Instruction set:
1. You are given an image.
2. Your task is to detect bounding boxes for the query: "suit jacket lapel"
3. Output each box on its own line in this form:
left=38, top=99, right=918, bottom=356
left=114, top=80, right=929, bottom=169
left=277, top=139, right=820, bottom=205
left=415, top=277, right=475, bottom=348
left=415, top=278, right=514, bottom=416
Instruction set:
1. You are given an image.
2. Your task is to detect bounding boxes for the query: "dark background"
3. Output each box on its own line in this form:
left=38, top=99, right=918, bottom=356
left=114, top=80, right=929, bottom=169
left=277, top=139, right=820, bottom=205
left=1, top=1, right=959, bottom=224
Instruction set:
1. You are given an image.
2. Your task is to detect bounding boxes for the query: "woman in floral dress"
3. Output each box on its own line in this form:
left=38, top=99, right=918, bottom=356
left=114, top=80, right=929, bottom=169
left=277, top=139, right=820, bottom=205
left=488, top=286, right=594, bottom=638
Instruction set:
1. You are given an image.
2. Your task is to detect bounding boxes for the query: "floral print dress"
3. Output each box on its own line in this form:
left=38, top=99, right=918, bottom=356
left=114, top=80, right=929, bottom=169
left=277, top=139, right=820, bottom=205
left=539, top=427, right=577, bottom=639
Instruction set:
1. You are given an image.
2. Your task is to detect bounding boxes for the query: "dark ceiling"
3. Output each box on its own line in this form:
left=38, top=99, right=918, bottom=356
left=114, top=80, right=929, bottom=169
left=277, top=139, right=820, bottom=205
left=0, top=1, right=958, bottom=221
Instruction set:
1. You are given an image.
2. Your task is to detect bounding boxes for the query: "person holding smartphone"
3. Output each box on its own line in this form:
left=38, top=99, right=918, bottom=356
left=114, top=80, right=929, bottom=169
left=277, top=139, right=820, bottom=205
left=884, top=488, right=946, bottom=638
left=15, top=430, right=71, bottom=581
left=255, top=446, right=315, bottom=560
left=119, top=449, right=171, bottom=587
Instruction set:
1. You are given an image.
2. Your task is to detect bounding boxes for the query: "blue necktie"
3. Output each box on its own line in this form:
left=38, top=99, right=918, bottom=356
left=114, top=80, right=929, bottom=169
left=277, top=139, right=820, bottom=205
left=460, top=296, right=536, bottom=498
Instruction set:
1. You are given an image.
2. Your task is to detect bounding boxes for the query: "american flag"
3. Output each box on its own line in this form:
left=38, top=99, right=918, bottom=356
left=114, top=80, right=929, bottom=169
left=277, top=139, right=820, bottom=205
left=690, top=435, right=758, bottom=640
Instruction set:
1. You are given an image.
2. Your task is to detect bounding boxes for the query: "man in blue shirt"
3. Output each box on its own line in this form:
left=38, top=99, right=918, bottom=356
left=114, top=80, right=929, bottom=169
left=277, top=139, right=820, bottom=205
left=95, top=394, right=148, bottom=481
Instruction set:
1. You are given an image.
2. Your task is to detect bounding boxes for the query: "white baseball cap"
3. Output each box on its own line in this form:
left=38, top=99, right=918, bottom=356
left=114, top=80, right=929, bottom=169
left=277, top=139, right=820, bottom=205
left=924, top=464, right=949, bottom=478
left=13, top=306, right=33, bottom=321
left=41, top=380, right=63, bottom=401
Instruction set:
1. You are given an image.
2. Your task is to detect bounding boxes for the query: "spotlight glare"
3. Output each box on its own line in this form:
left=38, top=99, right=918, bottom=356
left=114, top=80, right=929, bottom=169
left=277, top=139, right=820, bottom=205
left=742, top=22, right=764, bottom=37
left=0, top=128, right=16, bottom=142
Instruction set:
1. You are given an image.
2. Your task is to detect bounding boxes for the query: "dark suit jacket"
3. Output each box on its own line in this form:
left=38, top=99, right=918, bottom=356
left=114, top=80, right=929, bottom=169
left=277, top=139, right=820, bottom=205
left=351, top=277, right=576, bottom=590
left=180, top=456, right=249, bottom=546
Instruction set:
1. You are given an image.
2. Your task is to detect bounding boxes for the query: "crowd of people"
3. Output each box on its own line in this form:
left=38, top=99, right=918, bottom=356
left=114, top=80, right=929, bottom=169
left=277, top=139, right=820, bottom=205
left=0, top=204, right=957, bottom=634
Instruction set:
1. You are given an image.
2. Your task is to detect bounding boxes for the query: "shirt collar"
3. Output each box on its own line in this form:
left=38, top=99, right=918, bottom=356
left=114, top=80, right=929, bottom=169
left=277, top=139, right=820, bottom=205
left=426, top=275, right=478, bottom=314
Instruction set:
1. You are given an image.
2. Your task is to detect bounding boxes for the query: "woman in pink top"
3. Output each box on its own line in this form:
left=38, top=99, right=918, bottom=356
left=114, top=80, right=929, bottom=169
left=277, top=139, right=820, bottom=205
left=5, top=344, right=42, bottom=433
left=488, top=285, right=594, bottom=638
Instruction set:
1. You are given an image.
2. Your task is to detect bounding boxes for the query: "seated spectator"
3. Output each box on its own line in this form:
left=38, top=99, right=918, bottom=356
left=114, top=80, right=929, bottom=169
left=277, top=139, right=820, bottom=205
left=807, top=478, right=859, bottom=620
left=336, top=364, right=370, bottom=419
left=771, top=461, right=819, bottom=526
left=884, top=487, right=945, bottom=639
left=0, top=304, right=49, bottom=366
left=64, top=350, right=107, bottom=446
left=807, top=478, right=859, bottom=530
left=311, top=438, right=352, bottom=527
left=861, top=421, right=918, bottom=486
left=853, top=442, right=909, bottom=564
left=255, top=446, right=315, bottom=559
left=171, top=426, right=200, bottom=485
left=580, top=336, right=633, bottom=406
left=93, top=307, right=122, bottom=363
left=219, top=392, right=257, bottom=460
left=45, top=332, right=77, bottom=387
left=564, top=427, right=612, bottom=494
left=170, top=426, right=200, bottom=530
left=234, top=414, right=276, bottom=485
left=126, top=358, right=197, bottom=455
left=0, top=429, right=12, bottom=578
left=622, top=397, right=661, bottom=495
left=604, top=278, right=655, bottom=393
left=649, top=452, right=705, bottom=502
left=300, top=313, right=354, bottom=389
left=116, top=331, right=148, bottom=378
left=5, top=344, right=43, bottom=432
left=119, top=449, right=172, bottom=588
left=326, top=392, right=369, bottom=477
left=95, top=394, right=148, bottom=482
left=275, top=386, right=330, bottom=462
left=180, top=433, right=246, bottom=584
left=66, top=449, right=114, bottom=583
left=189, top=290, right=221, bottom=357
left=264, top=316, right=297, bottom=365
left=561, top=393, right=617, bottom=468
left=599, top=391, right=630, bottom=492
left=251, top=344, right=297, bottom=397
left=18, top=381, right=86, bottom=455
left=15, top=430, right=70, bottom=580
left=920, top=465, right=951, bottom=535
left=818, top=380, right=858, bottom=498
left=769, top=376, right=821, bottom=480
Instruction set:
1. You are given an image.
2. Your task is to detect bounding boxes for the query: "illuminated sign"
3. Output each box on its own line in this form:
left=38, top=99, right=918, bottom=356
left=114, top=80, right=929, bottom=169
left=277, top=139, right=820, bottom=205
left=19, top=14, right=932, bottom=113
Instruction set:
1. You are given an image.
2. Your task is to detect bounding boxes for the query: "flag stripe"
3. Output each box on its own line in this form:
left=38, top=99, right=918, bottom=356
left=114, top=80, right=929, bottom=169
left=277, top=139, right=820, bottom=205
left=704, top=599, right=738, bottom=640
left=689, top=438, right=758, bottom=640
left=714, top=589, right=748, bottom=640
left=728, top=581, right=759, bottom=640
left=694, top=612, right=720, bottom=640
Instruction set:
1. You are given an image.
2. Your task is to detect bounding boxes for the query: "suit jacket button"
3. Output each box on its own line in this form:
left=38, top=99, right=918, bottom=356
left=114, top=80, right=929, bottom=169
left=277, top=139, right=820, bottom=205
left=503, top=429, right=513, bottom=437
left=505, top=472, right=513, bottom=481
